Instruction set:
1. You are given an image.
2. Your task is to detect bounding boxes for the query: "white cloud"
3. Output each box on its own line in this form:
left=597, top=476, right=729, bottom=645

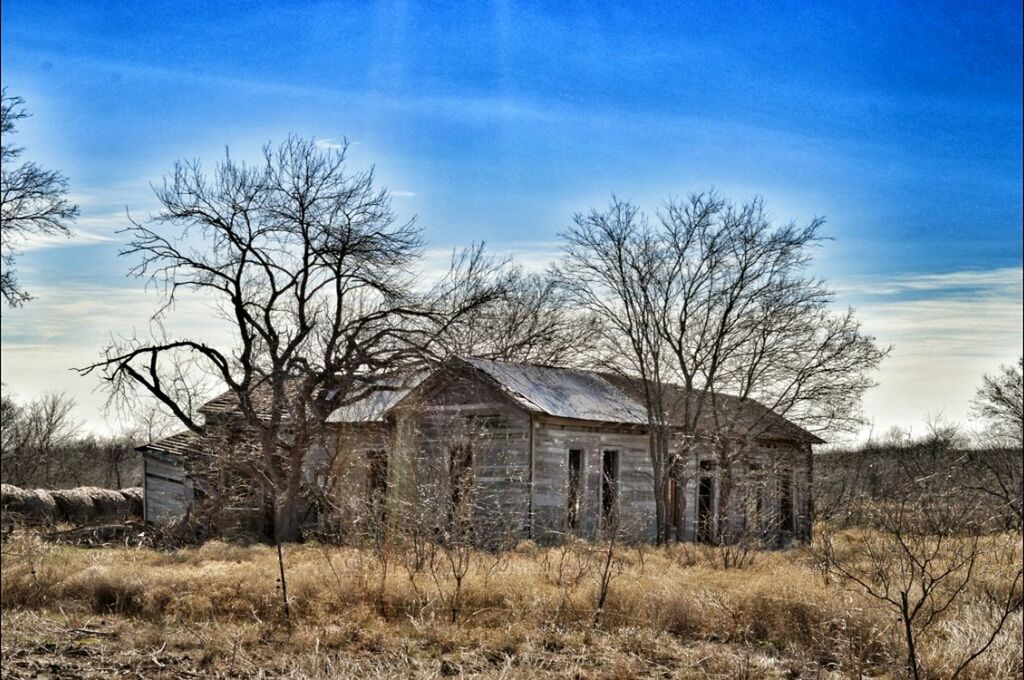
left=838, top=266, right=1022, bottom=298
left=314, top=138, right=346, bottom=150
left=840, top=267, right=1023, bottom=440
left=12, top=229, right=115, bottom=252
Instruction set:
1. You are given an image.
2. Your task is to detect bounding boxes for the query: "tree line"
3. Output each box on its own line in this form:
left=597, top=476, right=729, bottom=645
left=0, top=389, right=151, bottom=489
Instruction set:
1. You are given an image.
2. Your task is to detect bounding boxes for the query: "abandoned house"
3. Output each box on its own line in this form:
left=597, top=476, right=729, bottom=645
left=139, top=356, right=822, bottom=545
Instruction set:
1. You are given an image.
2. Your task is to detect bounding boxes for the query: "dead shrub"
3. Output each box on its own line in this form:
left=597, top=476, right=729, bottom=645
left=91, top=576, right=144, bottom=615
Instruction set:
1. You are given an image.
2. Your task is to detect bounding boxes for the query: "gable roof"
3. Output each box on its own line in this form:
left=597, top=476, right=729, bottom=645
left=189, top=357, right=823, bottom=445
left=457, top=357, right=649, bottom=425
left=454, top=357, right=823, bottom=444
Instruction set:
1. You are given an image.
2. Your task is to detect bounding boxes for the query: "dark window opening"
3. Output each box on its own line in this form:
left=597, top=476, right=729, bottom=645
left=567, top=449, right=583, bottom=531
left=747, top=463, right=763, bottom=534
left=666, top=463, right=682, bottom=533
left=779, top=469, right=794, bottom=534
left=601, top=450, right=619, bottom=529
left=697, top=477, right=714, bottom=543
left=449, top=444, right=474, bottom=521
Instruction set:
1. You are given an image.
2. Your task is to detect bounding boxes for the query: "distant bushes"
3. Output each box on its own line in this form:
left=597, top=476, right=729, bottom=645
left=1, top=389, right=144, bottom=490
left=815, top=428, right=1023, bottom=531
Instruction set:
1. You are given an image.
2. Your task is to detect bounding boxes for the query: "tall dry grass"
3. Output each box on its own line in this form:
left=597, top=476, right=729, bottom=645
left=1, top=531, right=1020, bottom=678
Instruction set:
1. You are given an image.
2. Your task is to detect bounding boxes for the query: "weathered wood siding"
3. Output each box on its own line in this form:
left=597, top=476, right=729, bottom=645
left=322, top=423, right=391, bottom=538
left=391, top=367, right=532, bottom=545
left=675, top=439, right=813, bottom=544
left=531, top=416, right=655, bottom=543
left=143, top=452, right=192, bottom=523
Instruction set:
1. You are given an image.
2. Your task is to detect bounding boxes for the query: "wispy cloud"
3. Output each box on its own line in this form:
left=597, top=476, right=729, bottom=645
left=1, top=281, right=235, bottom=432
left=838, top=267, right=1023, bottom=439
left=838, top=267, right=1022, bottom=299
left=313, top=138, right=346, bottom=150
left=13, top=228, right=115, bottom=252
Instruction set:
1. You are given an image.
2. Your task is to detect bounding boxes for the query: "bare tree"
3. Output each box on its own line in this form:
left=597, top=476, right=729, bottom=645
left=0, top=89, right=78, bottom=306
left=79, top=137, right=501, bottom=542
left=1, top=387, right=144, bottom=489
left=0, top=389, right=81, bottom=487
left=434, top=247, right=599, bottom=366
left=559, top=192, right=886, bottom=544
left=559, top=199, right=677, bottom=544
left=971, top=357, right=1023, bottom=447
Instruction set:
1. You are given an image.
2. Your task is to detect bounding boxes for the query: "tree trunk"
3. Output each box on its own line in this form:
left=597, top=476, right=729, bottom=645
left=901, top=592, right=920, bottom=680
left=274, top=446, right=307, bottom=543
left=651, top=425, right=677, bottom=545
left=652, top=462, right=666, bottom=545
left=717, top=453, right=734, bottom=545
left=274, top=490, right=304, bottom=543
left=673, top=462, right=686, bottom=542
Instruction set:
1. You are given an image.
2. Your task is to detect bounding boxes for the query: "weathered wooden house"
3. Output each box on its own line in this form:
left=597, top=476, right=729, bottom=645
left=140, top=357, right=822, bottom=545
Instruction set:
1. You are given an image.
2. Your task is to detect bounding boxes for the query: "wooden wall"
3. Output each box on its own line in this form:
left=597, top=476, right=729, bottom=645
left=145, top=373, right=815, bottom=550
left=390, top=367, right=532, bottom=546
left=531, top=417, right=655, bottom=543
left=142, top=451, right=192, bottom=523
left=674, top=439, right=813, bottom=544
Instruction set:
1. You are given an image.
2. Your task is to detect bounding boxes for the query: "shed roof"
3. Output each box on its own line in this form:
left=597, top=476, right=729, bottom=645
left=137, top=430, right=206, bottom=459
left=599, top=373, right=824, bottom=444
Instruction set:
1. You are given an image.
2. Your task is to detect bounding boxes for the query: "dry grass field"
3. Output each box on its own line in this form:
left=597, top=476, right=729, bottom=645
left=1, top=529, right=1021, bottom=679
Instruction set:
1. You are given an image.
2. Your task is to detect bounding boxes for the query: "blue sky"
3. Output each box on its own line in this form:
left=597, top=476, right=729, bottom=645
left=1, top=1, right=1021, bottom=438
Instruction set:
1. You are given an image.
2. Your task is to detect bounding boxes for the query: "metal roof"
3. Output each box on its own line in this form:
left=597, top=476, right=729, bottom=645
left=456, top=358, right=823, bottom=443
left=459, top=357, right=649, bottom=425
left=188, top=358, right=822, bottom=444
left=325, top=373, right=429, bottom=423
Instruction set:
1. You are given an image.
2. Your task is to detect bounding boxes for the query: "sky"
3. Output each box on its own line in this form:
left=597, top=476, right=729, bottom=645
left=1, top=0, right=1021, bottom=440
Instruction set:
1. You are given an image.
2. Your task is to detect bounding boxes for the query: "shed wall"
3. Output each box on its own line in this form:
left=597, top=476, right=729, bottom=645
left=143, top=452, right=191, bottom=523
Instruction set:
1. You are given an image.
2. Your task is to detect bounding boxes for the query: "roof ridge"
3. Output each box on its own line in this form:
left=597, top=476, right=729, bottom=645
left=454, top=354, right=588, bottom=373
